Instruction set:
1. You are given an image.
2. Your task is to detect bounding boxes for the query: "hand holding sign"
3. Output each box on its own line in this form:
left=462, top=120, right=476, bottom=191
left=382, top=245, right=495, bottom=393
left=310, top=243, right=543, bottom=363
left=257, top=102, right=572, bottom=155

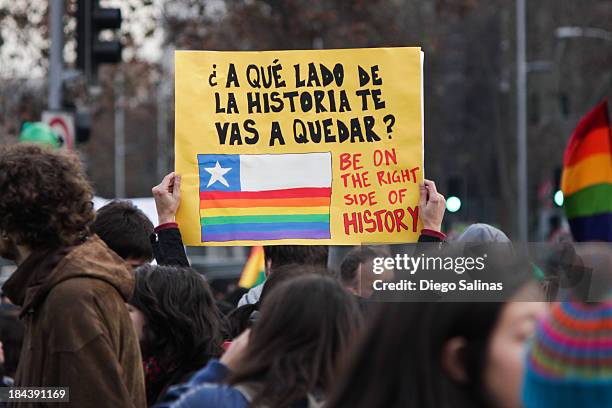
left=419, top=180, right=446, bottom=233
left=152, top=172, right=181, bottom=224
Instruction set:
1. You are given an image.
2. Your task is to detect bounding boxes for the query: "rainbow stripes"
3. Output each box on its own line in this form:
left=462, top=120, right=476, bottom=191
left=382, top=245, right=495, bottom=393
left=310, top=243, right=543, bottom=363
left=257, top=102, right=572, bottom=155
left=523, top=301, right=612, bottom=408
left=561, top=100, right=612, bottom=242
left=239, top=246, right=266, bottom=288
left=529, top=302, right=612, bottom=380
left=198, top=153, right=332, bottom=242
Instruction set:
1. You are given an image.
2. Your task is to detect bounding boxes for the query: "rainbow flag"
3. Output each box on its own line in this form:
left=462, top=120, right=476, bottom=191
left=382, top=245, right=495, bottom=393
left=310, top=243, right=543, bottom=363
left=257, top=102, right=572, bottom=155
left=198, top=153, right=332, bottom=242
left=239, top=246, right=266, bottom=288
left=561, top=99, right=612, bottom=241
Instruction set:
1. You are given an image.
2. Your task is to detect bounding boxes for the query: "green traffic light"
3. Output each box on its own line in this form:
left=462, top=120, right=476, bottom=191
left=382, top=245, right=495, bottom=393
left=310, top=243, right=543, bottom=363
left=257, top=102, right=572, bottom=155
left=446, top=196, right=462, bottom=213
left=554, top=190, right=564, bottom=207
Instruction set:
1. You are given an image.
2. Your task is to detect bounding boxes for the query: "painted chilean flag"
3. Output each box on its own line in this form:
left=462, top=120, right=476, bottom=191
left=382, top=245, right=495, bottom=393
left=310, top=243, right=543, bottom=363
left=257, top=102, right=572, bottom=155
left=198, top=153, right=332, bottom=242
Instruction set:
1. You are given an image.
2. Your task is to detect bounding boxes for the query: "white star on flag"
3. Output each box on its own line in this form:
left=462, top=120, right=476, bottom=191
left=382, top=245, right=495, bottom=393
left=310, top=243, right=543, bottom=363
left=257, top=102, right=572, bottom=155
left=205, top=161, right=231, bottom=187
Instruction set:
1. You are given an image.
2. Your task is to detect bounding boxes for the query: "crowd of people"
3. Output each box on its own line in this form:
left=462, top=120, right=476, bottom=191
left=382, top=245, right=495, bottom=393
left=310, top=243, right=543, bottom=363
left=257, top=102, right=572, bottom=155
left=0, top=143, right=611, bottom=407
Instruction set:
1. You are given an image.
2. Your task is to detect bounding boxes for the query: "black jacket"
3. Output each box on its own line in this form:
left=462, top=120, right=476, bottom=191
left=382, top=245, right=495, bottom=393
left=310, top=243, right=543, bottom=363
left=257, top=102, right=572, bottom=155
left=150, top=225, right=189, bottom=267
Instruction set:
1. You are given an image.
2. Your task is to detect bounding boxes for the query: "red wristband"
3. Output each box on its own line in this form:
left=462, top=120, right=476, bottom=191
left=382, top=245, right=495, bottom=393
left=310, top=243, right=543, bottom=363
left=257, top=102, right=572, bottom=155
left=155, top=222, right=178, bottom=233
left=421, top=228, right=446, bottom=240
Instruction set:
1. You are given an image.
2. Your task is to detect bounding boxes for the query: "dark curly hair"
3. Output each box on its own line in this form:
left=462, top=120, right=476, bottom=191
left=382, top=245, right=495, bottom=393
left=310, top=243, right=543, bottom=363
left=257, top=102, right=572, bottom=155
left=130, top=265, right=226, bottom=401
left=0, top=144, right=94, bottom=249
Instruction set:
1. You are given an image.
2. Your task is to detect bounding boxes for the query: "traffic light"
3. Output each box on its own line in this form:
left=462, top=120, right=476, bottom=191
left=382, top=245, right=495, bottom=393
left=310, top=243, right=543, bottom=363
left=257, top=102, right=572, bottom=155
left=446, top=176, right=464, bottom=213
left=554, top=190, right=564, bottom=207
left=76, top=0, right=122, bottom=84
left=75, top=111, right=92, bottom=143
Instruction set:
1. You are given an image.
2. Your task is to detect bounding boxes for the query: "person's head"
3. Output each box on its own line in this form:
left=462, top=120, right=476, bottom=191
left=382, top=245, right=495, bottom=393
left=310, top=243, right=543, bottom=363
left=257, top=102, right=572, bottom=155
left=258, top=264, right=330, bottom=300
left=0, top=144, right=94, bottom=261
left=522, top=301, right=612, bottom=408
left=456, top=223, right=510, bottom=243
left=263, top=245, right=328, bottom=276
left=228, top=264, right=330, bottom=337
left=339, top=246, right=391, bottom=297
left=328, top=295, right=547, bottom=408
left=91, top=200, right=154, bottom=267
left=228, top=273, right=362, bottom=407
left=127, top=265, right=225, bottom=369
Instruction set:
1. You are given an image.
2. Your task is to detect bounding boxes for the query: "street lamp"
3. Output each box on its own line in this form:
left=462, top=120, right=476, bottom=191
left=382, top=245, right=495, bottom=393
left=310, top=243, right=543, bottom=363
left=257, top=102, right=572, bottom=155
left=516, top=0, right=528, bottom=241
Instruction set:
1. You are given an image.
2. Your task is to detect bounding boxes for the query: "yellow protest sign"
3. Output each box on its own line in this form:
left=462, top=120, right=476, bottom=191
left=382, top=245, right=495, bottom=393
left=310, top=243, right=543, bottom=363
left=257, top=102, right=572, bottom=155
left=175, top=47, right=424, bottom=246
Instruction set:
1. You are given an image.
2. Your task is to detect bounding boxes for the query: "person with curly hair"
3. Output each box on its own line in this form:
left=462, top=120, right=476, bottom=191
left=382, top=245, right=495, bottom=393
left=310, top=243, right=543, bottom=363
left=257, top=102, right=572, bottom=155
left=127, top=265, right=226, bottom=406
left=0, top=144, right=146, bottom=408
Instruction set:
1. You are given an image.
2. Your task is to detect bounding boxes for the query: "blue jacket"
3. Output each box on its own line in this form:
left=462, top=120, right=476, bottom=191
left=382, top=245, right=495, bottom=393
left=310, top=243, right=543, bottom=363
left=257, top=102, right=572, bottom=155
left=154, top=360, right=315, bottom=408
left=153, top=359, right=249, bottom=408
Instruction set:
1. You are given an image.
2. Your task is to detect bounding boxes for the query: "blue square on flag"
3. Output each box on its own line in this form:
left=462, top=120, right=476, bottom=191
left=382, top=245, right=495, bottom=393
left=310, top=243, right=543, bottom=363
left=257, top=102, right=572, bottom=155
left=198, top=154, right=241, bottom=191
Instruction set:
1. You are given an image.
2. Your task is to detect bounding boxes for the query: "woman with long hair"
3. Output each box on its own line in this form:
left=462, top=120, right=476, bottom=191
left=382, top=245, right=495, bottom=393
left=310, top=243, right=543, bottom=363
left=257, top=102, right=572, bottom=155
left=128, top=265, right=226, bottom=405
left=156, top=273, right=362, bottom=408
left=327, top=286, right=547, bottom=408
left=226, top=264, right=329, bottom=338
